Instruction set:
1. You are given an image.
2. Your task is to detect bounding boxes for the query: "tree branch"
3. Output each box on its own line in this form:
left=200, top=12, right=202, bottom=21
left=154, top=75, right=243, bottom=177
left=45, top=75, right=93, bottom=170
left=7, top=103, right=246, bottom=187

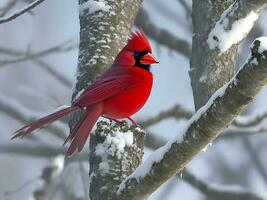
left=116, top=38, right=267, bottom=199
left=0, top=41, right=77, bottom=67
left=241, top=137, right=267, bottom=185
left=182, top=170, right=266, bottom=200
left=139, top=104, right=192, bottom=128
left=0, top=143, right=87, bottom=161
left=0, top=95, right=66, bottom=140
left=139, top=103, right=267, bottom=129
left=0, top=0, right=46, bottom=24
left=190, top=0, right=267, bottom=110
left=176, top=0, right=191, bottom=18
left=135, top=7, right=191, bottom=58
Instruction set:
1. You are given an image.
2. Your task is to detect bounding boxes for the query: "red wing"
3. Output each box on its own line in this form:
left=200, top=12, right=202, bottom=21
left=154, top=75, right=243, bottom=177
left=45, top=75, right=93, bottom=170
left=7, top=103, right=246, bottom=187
left=73, top=74, right=134, bottom=107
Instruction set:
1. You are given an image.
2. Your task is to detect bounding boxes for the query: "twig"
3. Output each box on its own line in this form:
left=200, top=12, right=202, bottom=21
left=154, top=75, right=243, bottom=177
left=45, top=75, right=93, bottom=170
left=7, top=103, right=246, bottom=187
left=0, top=0, right=46, bottom=24
left=0, top=143, right=87, bottom=161
left=177, top=0, right=191, bottom=18
left=0, top=0, right=17, bottom=18
left=0, top=41, right=77, bottom=67
left=0, top=95, right=67, bottom=140
left=241, top=137, right=267, bottom=186
left=182, top=170, right=266, bottom=200
left=136, top=7, right=191, bottom=58
left=139, top=104, right=192, bottom=128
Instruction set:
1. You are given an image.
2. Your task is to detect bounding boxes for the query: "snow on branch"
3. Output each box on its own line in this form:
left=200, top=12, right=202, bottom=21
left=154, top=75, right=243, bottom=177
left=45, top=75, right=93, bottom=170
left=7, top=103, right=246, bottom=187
left=79, top=0, right=111, bottom=16
left=0, top=0, right=46, bottom=24
left=207, top=0, right=267, bottom=53
left=116, top=37, right=267, bottom=199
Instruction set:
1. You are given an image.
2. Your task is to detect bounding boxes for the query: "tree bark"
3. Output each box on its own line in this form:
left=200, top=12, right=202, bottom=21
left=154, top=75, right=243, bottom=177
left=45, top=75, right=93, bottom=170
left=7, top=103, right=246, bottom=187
left=190, top=0, right=267, bottom=110
left=71, top=0, right=144, bottom=199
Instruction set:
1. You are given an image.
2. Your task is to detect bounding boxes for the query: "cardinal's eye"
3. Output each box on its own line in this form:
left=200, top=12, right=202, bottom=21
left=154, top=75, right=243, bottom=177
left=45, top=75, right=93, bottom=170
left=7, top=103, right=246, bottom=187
left=134, top=51, right=140, bottom=58
left=134, top=50, right=150, bottom=59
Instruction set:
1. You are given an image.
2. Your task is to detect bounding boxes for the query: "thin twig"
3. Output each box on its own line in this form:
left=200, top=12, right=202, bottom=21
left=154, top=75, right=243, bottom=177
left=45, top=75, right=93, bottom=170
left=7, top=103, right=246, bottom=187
left=182, top=170, right=266, bottom=200
left=0, top=0, right=46, bottom=24
left=0, top=41, right=77, bottom=67
left=0, top=0, right=17, bottom=18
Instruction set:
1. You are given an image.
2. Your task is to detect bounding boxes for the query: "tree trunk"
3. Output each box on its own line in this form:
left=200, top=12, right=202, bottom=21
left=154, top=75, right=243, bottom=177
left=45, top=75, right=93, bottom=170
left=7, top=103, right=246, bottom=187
left=71, top=0, right=144, bottom=199
left=190, top=0, right=237, bottom=110
left=190, top=0, right=267, bottom=109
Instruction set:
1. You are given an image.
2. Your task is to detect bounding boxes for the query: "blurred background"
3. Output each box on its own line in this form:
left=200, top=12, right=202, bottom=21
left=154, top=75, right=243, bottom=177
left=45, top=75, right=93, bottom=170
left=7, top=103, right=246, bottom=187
left=1, top=0, right=267, bottom=199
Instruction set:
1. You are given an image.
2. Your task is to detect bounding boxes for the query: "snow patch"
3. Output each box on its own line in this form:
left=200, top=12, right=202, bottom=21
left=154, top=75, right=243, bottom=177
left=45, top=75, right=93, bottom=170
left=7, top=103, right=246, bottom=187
left=104, top=130, right=134, bottom=159
left=118, top=140, right=173, bottom=192
left=207, top=3, right=258, bottom=53
left=79, top=0, right=111, bottom=15
left=53, top=105, right=70, bottom=112
left=73, top=89, right=85, bottom=102
left=51, top=155, right=65, bottom=179
left=95, top=129, right=134, bottom=173
left=253, top=37, right=267, bottom=54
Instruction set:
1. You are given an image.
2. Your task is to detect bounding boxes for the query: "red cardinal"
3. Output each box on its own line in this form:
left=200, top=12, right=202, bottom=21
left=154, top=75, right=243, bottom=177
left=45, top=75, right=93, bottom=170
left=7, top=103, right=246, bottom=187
left=12, top=30, right=158, bottom=157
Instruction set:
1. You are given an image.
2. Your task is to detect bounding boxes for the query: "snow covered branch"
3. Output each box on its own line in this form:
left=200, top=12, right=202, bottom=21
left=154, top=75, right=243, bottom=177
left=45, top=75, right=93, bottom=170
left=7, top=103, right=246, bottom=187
left=0, top=0, right=46, bottom=24
left=89, top=121, right=145, bottom=199
left=117, top=37, right=267, bottom=199
left=207, top=0, right=265, bottom=53
left=191, top=0, right=267, bottom=110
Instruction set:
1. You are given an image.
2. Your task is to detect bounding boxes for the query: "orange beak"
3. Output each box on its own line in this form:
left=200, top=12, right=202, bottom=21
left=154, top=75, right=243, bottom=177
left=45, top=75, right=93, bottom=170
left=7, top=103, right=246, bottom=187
left=139, top=52, right=159, bottom=65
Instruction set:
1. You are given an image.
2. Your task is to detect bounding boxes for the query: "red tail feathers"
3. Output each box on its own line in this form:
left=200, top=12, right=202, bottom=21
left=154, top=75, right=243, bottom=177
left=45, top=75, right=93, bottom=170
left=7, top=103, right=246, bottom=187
left=65, top=104, right=102, bottom=158
left=11, top=106, right=80, bottom=140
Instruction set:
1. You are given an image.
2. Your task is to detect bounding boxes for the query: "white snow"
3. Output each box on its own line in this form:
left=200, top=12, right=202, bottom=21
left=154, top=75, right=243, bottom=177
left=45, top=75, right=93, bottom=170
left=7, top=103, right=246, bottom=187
left=79, top=0, right=111, bottom=15
left=253, top=37, right=267, bottom=54
left=53, top=105, right=70, bottom=112
left=118, top=141, right=173, bottom=192
left=95, top=128, right=134, bottom=173
left=207, top=3, right=258, bottom=53
left=104, top=130, right=134, bottom=159
left=50, top=155, right=65, bottom=179
left=73, top=88, right=85, bottom=102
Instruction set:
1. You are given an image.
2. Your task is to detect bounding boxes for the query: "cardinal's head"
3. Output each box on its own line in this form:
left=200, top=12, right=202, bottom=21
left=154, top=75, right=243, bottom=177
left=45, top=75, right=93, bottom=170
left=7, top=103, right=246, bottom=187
left=114, top=29, right=159, bottom=71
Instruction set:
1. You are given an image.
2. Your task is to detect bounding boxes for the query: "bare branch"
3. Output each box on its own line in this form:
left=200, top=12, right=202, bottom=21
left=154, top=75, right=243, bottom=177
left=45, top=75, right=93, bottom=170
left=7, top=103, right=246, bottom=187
left=0, top=0, right=46, bottom=24
left=177, top=0, right=191, bottom=18
left=0, top=0, right=17, bottom=17
left=0, top=95, right=67, bottom=140
left=139, top=104, right=192, bottom=128
left=0, top=41, right=77, bottom=67
left=241, top=137, right=267, bottom=185
left=221, top=128, right=267, bottom=140
left=232, top=112, right=267, bottom=127
left=182, top=170, right=266, bottom=200
left=35, top=59, right=72, bottom=88
left=0, top=143, right=87, bottom=161
left=136, top=7, right=191, bottom=58
left=116, top=38, right=267, bottom=199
